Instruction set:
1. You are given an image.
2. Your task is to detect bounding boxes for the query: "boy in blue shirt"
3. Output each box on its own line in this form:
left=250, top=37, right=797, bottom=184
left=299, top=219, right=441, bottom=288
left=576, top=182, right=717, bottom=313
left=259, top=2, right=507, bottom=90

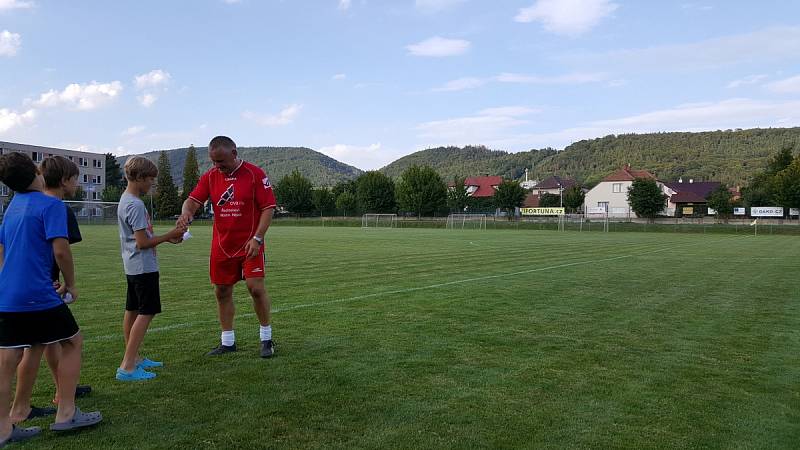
left=0, top=152, right=102, bottom=446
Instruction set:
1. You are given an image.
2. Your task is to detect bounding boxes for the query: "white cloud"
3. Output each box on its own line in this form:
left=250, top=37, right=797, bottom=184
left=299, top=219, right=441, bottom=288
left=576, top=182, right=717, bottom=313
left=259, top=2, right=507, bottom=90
left=242, top=104, right=302, bottom=127
left=332, top=73, right=347, bottom=80
left=33, top=81, right=123, bottom=110
left=416, top=106, right=538, bottom=144
left=121, top=125, right=146, bottom=136
left=432, top=77, right=486, bottom=92
left=406, top=36, right=470, bottom=57
left=726, top=74, right=768, bottom=89
left=495, top=72, right=607, bottom=84
left=138, top=93, right=157, bottom=107
left=765, top=75, right=800, bottom=94
left=515, top=0, right=619, bottom=37
left=0, top=30, right=21, bottom=56
left=415, top=0, right=466, bottom=14
left=134, top=69, right=171, bottom=89
left=338, top=0, right=351, bottom=10
left=0, top=108, right=35, bottom=133
left=0, top=0, right=34, bottom=11
left=318, top=142, right=384, bottom=167
left=567, top=26, right=800, bottom=72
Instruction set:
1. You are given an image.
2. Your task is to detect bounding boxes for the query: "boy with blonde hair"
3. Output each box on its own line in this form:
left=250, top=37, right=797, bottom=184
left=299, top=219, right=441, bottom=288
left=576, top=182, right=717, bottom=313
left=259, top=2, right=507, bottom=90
left=116, top=156, right=185, bottom=381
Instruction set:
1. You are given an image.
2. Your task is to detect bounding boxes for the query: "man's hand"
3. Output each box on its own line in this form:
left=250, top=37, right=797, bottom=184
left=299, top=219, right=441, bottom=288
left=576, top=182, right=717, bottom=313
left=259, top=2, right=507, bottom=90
left=176, top=212, right=193, bottom=229
left=245, top=238, right=261, bottom=259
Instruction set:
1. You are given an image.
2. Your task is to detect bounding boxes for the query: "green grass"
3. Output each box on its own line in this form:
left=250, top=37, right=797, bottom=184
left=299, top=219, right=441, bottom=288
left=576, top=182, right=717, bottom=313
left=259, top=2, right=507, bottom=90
left=17, top=226, right=800, bottom=449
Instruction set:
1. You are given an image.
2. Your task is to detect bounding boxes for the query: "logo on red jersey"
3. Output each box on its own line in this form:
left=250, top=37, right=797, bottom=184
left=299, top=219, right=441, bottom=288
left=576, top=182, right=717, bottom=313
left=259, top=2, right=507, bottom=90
left=217, top=184, right=235, bottom=206
left=262, top=176, right=271, bottom=188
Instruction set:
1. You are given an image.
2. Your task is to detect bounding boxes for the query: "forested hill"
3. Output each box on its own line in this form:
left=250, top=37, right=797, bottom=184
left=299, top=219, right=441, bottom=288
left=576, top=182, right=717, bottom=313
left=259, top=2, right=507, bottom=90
left=381, top=128, right=800, bottom=186
left=117, top=146, right=362, bottom=188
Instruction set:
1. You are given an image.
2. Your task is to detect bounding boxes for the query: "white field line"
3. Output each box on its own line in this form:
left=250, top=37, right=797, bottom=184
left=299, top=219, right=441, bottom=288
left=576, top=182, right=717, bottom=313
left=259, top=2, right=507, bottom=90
left=83, top=239, right=717, bottom=343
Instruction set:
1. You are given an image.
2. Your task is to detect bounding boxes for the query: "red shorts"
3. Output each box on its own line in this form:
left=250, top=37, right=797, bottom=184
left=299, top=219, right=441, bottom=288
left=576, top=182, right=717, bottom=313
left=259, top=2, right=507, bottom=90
left=209, top=247, right=266, bottom=286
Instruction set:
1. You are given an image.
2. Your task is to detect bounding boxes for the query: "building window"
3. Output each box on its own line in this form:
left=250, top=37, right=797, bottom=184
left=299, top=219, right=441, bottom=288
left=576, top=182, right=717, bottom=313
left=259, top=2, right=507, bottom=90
left=93, top=159, right=102, bottom=168
left=612, top=183, right=622, bottom=193
left=1, top=185, right=8, bottom=197
left=31, top=151, right=43, bottom=162
left=91, top=191, right=99, bottom=200
left=598, top=202, right=609, bottom=212
left=68, top=156, right=73, bottom=161
left=83, top=174, right=89, bottom=183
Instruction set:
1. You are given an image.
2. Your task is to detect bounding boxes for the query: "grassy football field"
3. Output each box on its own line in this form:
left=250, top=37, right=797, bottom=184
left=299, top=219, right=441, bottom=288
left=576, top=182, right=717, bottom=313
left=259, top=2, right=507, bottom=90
left=17, top=225, right=800, bottom=449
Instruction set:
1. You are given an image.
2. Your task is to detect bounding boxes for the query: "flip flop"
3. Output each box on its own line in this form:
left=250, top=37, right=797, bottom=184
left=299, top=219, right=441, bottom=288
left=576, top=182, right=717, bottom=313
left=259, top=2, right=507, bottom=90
left=26, top=405, right=57, bottom=420
left=49, top=407, right=102, bottom=432
left=137, top=358, right=163, bottom=369
left=0, top=425, right=41, bottom=447
left=116, top=366, right=156, bottom=381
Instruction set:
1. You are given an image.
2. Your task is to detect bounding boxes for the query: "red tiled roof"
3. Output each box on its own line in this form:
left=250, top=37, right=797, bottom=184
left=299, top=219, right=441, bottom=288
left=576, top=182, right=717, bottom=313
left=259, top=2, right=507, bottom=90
left=536, top=176, right=576, bottom=190
left=602, top=166, right=657, bottom=182
left=523, top=193, right=540, bottom=207
left=464, top=176, right=503, bottom=197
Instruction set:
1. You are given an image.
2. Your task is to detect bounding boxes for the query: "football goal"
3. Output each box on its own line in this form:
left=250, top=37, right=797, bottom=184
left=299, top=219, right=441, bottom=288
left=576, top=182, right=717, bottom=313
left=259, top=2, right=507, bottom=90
left=64, top=200, right=120, bottom=224
left=362, top=213, right=398, bottom=228
left=446, top=213, right=487, bottom=230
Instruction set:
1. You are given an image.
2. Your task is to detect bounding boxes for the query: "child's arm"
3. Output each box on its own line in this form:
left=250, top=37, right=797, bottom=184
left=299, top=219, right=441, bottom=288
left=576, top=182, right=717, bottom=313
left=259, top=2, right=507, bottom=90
left=134, top=226, right=185, bottom=249
left=52, top=237, right=78, bottom=301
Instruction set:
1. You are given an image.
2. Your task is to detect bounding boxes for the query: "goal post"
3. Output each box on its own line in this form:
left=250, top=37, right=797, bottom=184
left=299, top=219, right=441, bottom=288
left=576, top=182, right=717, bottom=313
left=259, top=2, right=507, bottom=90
left=64, top=200, right=120, bottom=224
left=446, top=213, right=487, bottom=230
left=362, top=213, right=398, bottom=228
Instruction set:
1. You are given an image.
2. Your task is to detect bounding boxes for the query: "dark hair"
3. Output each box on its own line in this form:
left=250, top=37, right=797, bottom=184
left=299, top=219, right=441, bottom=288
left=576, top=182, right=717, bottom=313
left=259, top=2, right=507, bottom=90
left=209, top=136, right=236, bottom=152
left=0, top=152, right=37, bottom=192
left=40, top=155, right=80, bottom=189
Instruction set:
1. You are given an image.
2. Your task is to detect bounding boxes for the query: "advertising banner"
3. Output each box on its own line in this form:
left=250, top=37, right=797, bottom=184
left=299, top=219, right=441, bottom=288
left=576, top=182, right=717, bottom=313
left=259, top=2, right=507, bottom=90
left=521, top=207, right=565, bottom=216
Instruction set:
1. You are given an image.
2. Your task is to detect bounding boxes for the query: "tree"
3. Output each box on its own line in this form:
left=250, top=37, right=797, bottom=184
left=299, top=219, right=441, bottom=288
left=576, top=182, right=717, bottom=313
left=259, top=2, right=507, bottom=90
left=274, top=169, right=313, bottom=215
left=101, top=185, right=123, bottom=202
left=355, top=171, right=395, bottom=213
left=105, top=153, right=124, bottom=188
left=627, top=178, right=667, bottom=222
left=707, top=184, right=733, bottom=222
left=396, top=165, right=447, bottom=218
left=335, top=191, right=357, bottom=216
left=563, top=185, right=585, bottom=213
left=155, top=151, right=181, bottom=219
left=492, top=180, right=526, bottom=220
left=181, top=145, right=200, bottom=203
left=332, top=180, right=356, bottom=199
left=311, top=187, right=335, bottom=216
left=766, top=144, right=795, bottom=176
left=447, top=176, right=470, bottom=212
left=773, top=156, right=800, bottom=212
left=538, top=193, right=561, bottom=208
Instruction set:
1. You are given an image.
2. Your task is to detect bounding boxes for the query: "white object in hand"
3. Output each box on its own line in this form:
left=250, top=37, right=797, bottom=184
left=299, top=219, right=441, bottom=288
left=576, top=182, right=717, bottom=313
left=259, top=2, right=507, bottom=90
left=63, top=292, right=74, bottom=304
left=182, top=230, right=192, bottom=240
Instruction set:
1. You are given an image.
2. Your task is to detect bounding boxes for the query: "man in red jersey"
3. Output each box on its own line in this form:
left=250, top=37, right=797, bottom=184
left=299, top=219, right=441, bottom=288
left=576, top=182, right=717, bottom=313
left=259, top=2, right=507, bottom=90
left=177, top=136, right=277, bottom=358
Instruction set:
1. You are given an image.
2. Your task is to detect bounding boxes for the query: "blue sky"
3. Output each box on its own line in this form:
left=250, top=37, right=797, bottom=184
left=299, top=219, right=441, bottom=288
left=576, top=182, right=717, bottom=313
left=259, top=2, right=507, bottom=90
left=2, top=0, right=800, bottom=170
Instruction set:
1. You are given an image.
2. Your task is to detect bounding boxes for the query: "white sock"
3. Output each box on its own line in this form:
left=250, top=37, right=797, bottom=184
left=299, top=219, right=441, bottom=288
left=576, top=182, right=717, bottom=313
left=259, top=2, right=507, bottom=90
left=259, top=325, right=272, bottom=341
left=221, top=330, right=235, bottom=346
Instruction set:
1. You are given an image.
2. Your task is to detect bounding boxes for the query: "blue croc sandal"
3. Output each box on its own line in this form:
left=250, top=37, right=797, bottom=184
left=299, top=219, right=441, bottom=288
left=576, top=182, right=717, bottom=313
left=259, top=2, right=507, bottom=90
left=137, top=358, right=163, bottom=369
left=116, top=366, right=156, bottom=381
left=50, top=407, right=102, bottom=432
left=0, top=425, right=41, bottom=447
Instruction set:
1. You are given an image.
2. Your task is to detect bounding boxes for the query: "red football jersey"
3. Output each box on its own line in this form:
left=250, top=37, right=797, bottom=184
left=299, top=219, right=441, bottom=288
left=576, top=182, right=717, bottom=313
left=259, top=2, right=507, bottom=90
left=189, top=160, right=277, bottom=258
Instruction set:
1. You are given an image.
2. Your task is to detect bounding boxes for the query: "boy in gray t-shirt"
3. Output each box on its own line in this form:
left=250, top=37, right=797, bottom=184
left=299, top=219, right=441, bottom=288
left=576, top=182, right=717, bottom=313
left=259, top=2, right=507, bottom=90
left=115, top=157, right=185, bottom=382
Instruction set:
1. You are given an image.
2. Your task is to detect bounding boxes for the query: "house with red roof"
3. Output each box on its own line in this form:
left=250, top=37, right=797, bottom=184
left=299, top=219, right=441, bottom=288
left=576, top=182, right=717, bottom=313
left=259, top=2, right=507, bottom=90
left=583, top=164, right=660, bottom=218
left=523, top=175, right=577, bottom=207
left=449, top=175, right=504, bottom=198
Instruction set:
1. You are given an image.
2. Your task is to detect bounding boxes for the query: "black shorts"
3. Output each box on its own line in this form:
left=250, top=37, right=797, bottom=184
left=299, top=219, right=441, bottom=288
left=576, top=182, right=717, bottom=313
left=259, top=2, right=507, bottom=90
left=0, top=303, right=80, bottom=348
left=126, top=272, right=162, bottom=315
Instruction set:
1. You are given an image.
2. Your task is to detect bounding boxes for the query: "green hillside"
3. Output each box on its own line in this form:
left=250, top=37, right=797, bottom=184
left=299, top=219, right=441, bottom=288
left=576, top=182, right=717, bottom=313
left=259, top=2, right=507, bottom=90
left=381, top=128, right=800, bottom=186
left=118, top=146, right=362, bottom=189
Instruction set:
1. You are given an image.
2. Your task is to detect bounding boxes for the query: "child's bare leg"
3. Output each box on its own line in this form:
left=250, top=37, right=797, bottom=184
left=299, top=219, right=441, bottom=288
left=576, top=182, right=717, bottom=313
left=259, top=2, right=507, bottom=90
left=123, top=310, right=137, bottom=346
left=9, top=345, right=45, bottom=423
left=44, top=344, right=61, bottom=403
left=120, top=314, right=154, bottom=371
left=54, top=333, right=82, bottom=423
left=0, top=348, right=24, bottom=440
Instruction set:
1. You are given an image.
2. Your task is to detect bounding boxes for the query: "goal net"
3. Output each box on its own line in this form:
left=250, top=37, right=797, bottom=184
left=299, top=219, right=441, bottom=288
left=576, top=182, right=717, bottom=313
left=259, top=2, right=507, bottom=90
left=362, top=213, right=397, bottom=228
left=64, top=200, right=120, bottom=224
left=446, top=213, right=487, bottom=230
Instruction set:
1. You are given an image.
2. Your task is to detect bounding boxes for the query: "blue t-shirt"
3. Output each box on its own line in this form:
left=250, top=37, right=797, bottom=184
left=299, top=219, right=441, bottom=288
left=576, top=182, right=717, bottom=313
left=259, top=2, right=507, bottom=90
left=0, top=191, right=68, bottom=312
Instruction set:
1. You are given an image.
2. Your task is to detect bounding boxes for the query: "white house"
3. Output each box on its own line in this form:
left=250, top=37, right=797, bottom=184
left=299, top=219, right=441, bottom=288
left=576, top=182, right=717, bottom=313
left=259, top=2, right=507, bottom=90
left=583, top=165, right=660, bottom=218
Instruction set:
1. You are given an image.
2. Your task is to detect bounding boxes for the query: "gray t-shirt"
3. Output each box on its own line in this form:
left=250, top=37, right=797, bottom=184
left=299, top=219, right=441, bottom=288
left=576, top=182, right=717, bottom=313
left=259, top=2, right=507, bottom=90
left=117, top=192, right=159, bottom=275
